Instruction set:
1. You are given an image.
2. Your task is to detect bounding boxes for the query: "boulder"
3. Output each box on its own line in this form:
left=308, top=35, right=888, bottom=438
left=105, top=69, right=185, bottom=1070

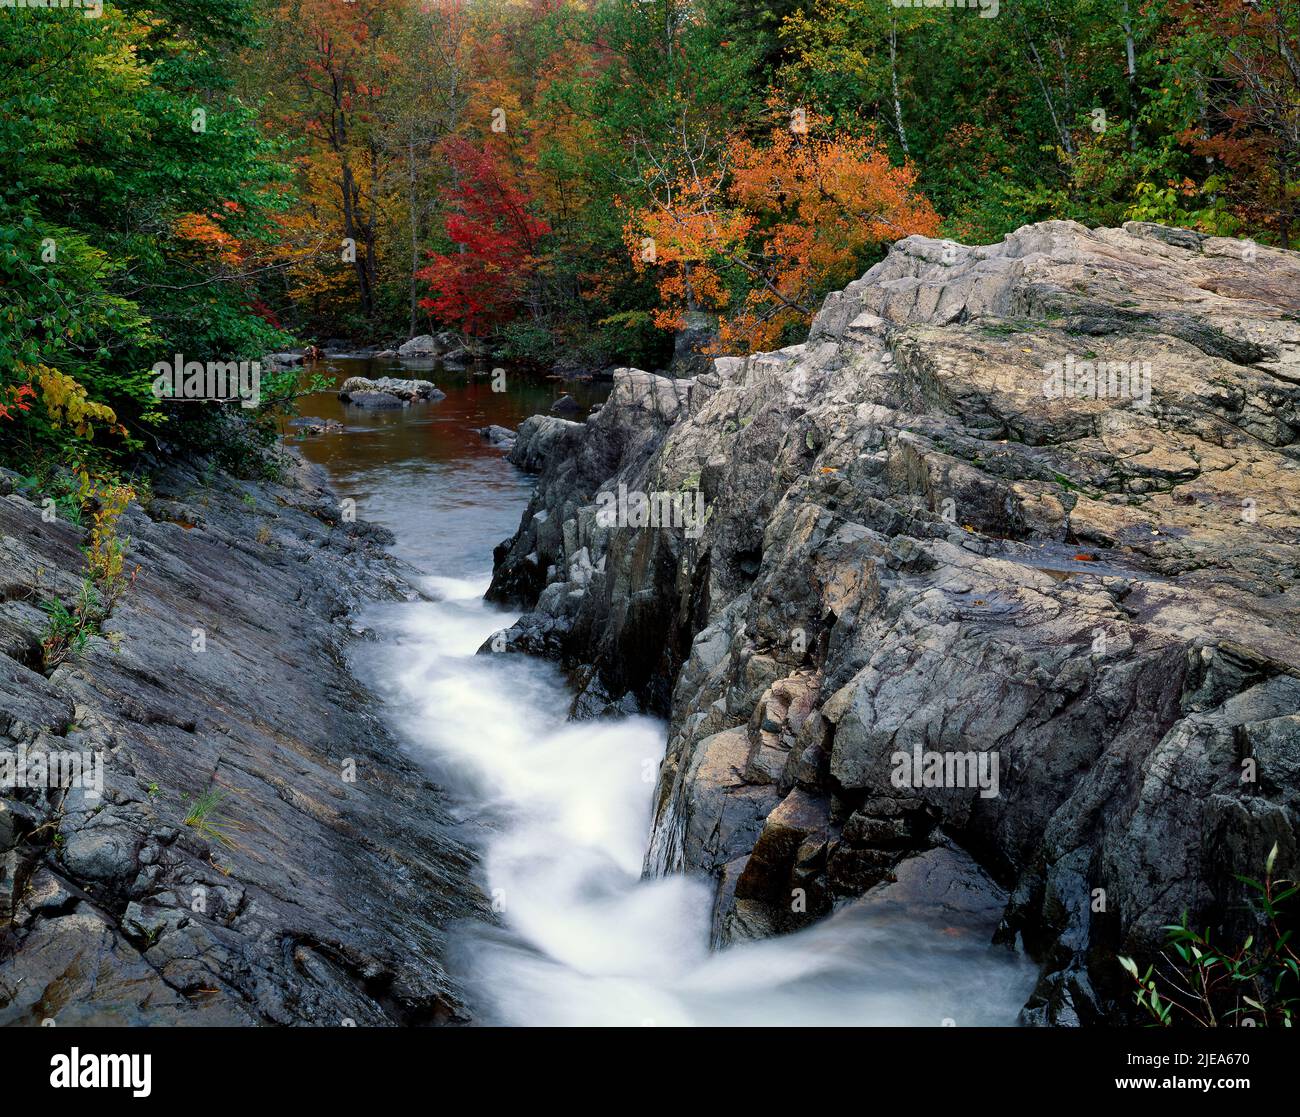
left=504, top=415, right=584, bottom=474
left=549, top=394, right=581, bottom=416
left=61, top=826, right=139, bottom=885
left=397, top=334, right=439, bottom=357
left=337, top=376, right=444, bottom=405
left=265, top=351, right=304, bottom=368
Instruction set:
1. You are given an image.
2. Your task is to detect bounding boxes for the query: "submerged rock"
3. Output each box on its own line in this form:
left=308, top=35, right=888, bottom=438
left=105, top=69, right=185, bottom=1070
left=289, top=417, right=343, bottom=436
left=549, top=394, right=581, bottom=416
left=344, top=391, right=407, bottom=410
left=477, top=424, right=517, bottom=448
left=486, top=220, right=1300, bottom=1023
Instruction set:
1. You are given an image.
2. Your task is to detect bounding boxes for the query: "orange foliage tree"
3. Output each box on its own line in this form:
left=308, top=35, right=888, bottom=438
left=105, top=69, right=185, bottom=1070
left=629, top=110, right=940, bottom=353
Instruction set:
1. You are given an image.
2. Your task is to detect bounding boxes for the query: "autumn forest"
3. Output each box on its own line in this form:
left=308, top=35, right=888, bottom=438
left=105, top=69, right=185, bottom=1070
left=2, top=0, right=1298, bottom=473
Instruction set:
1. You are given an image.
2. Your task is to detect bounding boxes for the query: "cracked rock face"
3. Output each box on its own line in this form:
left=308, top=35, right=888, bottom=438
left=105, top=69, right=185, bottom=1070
left=487, top=220, right=1300, bottom=1024
left=0, top=455, right=481, bottom=1025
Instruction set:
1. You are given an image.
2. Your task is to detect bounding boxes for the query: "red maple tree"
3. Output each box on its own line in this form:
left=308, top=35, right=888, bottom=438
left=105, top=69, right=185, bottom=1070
left=417, top=139, right=551, bottom=336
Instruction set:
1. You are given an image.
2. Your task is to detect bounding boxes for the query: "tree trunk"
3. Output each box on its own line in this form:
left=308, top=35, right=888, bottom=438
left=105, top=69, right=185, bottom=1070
left=890, top=19, right=909, bottom=156
left=339, top=159, right=374, bottom=319
left=1120, top=0, right=1139, bottom=152
left=408, top=138, right=420, bottom=338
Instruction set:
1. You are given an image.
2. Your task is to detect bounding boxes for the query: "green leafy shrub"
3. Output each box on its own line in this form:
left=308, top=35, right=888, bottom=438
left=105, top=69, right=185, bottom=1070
left=1120, top=844, right=1299, bottom=1027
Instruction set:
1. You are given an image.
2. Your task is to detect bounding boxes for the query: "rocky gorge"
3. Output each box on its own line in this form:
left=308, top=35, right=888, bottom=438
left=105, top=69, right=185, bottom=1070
left=486, top=220, right=1300, bottom=1024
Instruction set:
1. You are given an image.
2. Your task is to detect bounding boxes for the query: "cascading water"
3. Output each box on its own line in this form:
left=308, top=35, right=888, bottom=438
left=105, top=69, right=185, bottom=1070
left=303, top=358, right=1037, bottom=1027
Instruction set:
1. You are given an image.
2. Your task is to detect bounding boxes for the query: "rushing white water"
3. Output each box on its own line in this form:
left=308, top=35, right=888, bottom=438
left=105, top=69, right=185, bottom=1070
left=353, top=575, right=1037, bottom=1027
left=313, top=363, right=1036, bottom=1026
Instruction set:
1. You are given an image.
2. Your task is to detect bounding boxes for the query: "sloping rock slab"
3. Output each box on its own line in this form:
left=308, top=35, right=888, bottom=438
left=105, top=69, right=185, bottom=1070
left=0, top=454, right=482, bottom=1025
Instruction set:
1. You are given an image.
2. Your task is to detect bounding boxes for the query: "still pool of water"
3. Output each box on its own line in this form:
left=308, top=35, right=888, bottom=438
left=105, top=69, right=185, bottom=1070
left=292, top=357, right=608, bottom=569
left=296, top=356, right=1037, bottom=1026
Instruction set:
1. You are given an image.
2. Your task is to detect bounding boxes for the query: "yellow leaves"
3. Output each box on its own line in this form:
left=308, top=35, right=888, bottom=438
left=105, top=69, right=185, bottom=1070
left=28, top=365, right=124, bottom=440
left=85, top=476, right=135, bottom=594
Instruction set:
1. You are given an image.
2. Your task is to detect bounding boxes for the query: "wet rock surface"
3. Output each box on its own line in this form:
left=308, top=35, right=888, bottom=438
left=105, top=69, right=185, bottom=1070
left=477, top=424, right=518, bottom=449
left=0, top=454, right=481, bottom=1024
left=487, top=221, right=1300, bottom=1023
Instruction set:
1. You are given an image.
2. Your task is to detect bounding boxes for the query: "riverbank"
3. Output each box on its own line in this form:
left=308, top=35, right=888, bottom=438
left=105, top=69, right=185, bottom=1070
left=486, top=221, right=1300, bottom=1025
left=0, top=449, right=482, bottom=1025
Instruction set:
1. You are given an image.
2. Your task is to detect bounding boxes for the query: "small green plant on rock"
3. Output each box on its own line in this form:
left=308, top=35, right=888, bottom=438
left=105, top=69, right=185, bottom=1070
left=40, top=578, right=104, bottom=668
left=184, top=786, right=244, bottom=850
left=36, top=472, right=137, bottom=670
left=1120, top=844, right=1299, bottom=1027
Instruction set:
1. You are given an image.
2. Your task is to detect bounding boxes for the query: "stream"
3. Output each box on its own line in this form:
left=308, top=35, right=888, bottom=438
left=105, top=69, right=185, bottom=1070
left=296, top=357, right=1038, bottom=1026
